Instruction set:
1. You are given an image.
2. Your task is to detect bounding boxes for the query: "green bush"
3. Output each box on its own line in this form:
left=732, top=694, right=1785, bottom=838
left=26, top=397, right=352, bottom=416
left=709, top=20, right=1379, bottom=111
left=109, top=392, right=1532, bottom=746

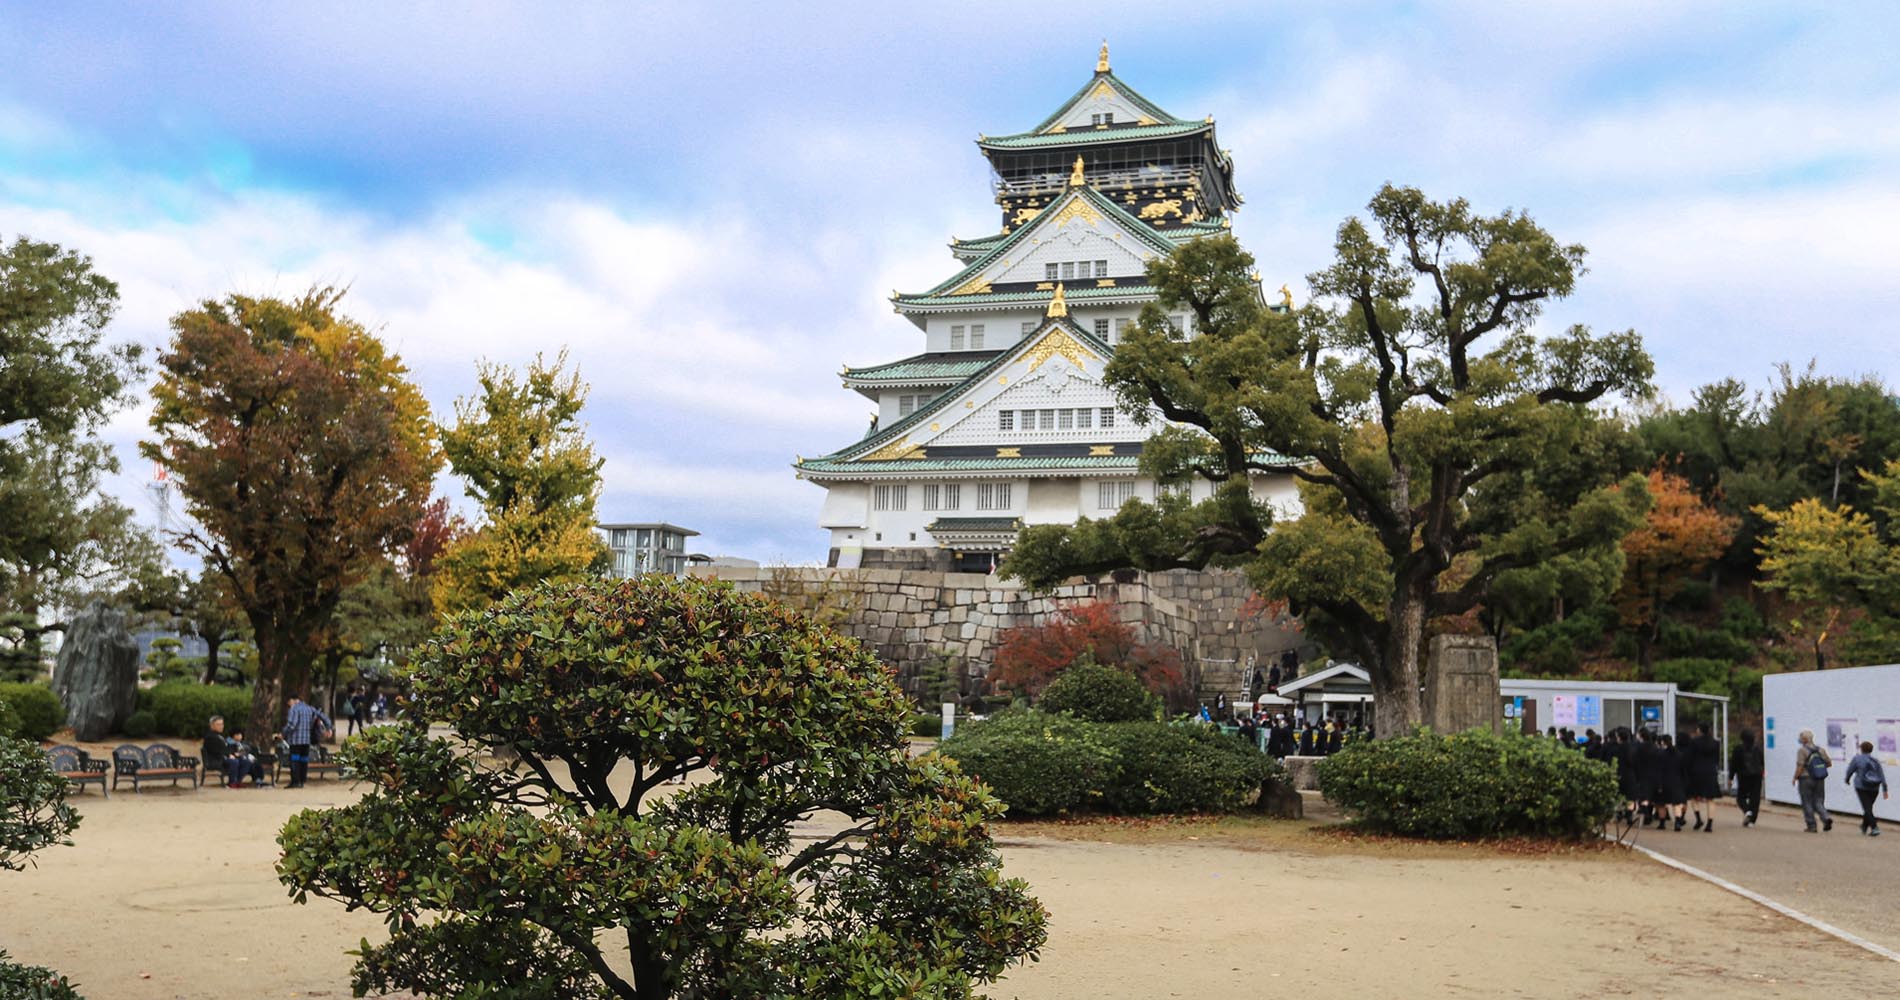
left=1037, top=659, right=1159, bottom=722
left=121, top=710, right=158, bottom=739
left=938, top=711, right=1114, bottom=816
left=1095, top=721, right=1276, bottom=814
left=143, top=682, right=253, bottom=739
left=1318, top=727, right=1618, bottom=839
left=0, top=950, right=84, bottom=999
left=910, top=712, right=944, bottom=738
left=942, top=712, right=1278, bottom=817
left=0, top=683, right=63, bottom=741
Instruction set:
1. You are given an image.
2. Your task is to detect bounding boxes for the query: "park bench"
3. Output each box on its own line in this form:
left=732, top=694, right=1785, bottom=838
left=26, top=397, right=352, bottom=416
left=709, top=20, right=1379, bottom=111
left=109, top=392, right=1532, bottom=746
left=111, top=743, right=201, bottom=793
left=272, top=740, right=344, bottom=784
left=44, top=744, right=109, bottom=797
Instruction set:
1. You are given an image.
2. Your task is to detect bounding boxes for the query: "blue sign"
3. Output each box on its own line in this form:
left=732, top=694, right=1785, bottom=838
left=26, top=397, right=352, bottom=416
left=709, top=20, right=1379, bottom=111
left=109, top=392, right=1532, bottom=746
left=1577, top=695, right=1602, bottom=728
left=1767, top=734, right=1776, bottom=749
left=1640, top=705, right=1662, bottom=723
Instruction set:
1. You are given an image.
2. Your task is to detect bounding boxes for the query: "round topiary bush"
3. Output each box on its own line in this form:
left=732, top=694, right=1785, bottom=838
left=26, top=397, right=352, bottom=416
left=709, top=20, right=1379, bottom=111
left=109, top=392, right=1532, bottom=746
left=121, top=710, right=158, bottom=739
left=143, top=682, right=252, bottom=738
left=938, top=711, right=1115, bottom=816
left=1037, top=659, right=1160, bottom=723
left=1095, top=722, right=1277, bottom=814
left=1318, top=727, right=1619, bottom=839
left=0, top=684, right=64, bottom=742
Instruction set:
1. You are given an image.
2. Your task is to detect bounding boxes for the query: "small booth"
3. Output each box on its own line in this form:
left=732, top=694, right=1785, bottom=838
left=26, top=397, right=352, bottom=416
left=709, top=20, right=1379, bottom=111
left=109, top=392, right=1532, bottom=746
left=1498, top=678, right=1727, bottom=745
left=1763, top=663, right=1900, bottom=823
left=1275, top=663, right=1374, bottom=726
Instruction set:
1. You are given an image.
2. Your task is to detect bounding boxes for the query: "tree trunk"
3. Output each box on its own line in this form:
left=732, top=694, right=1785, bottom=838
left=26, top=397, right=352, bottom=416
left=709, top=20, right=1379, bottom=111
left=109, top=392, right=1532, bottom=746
left=248, top=626, right=316, bottom=744
left=1370, top=585, right=1426, bottom=735
left=200, top=635, right=224, bottom=685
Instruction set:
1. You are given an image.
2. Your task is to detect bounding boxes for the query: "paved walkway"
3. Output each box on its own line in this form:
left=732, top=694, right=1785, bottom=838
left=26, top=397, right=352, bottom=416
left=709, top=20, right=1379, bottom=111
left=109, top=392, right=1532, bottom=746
left=1621, top=795, right=1897, bottom=956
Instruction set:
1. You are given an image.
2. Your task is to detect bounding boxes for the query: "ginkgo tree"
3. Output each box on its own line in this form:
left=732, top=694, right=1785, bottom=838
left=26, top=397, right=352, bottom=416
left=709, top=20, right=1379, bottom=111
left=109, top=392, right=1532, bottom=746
left=1755, top=467, right=1900, bottom=670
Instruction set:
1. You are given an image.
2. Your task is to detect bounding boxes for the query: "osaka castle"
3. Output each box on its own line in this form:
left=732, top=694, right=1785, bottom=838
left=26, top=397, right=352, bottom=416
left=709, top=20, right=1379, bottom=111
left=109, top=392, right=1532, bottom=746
left=796, top=45, right=1297, bottom=572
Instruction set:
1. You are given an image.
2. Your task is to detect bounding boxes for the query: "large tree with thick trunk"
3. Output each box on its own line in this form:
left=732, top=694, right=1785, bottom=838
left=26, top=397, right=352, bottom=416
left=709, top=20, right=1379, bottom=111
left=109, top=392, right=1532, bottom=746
left=143, top=289, right=438, bottom=740
left=1005, top=187, right=1653, bottom=734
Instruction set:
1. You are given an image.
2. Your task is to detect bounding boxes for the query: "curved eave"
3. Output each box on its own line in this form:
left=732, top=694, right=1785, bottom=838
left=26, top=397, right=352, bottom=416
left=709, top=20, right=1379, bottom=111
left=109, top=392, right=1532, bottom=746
left=978, top=120, right=1210, bottom=151
left=893, top=283, right=1160, bottom=314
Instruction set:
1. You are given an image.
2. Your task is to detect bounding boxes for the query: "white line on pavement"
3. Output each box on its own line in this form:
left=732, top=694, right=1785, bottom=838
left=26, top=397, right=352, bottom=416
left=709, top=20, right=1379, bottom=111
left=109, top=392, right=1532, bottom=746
left=1629, top=842, right=1900, bottom=964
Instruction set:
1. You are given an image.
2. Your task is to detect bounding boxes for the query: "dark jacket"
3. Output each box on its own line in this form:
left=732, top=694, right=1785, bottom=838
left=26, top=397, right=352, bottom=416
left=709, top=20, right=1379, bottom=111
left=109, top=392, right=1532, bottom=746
left=1845, top=752, right=1888, bottom=791
left=202, top=730, right=230, bottom=768
left=1729, top=742, right=1764, bottom=780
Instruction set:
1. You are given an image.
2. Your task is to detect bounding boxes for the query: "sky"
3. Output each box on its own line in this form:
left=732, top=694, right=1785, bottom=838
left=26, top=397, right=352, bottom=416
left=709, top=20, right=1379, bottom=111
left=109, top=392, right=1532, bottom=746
left=4, top=2, right=1898, bottom=564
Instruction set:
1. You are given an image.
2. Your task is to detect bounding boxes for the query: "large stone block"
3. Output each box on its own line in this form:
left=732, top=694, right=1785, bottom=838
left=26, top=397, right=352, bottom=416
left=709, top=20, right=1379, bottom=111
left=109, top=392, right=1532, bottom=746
left=1426, top=634, right=1501, bottom=733
left=51, top=600, right=140, bottom=741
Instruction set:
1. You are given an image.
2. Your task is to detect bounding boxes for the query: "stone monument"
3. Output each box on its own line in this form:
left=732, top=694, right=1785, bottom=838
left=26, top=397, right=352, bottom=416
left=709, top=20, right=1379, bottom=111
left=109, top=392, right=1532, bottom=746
left=1424, top=634, right=1501, bottom=733
left=51, top=600, right=140, bottom=740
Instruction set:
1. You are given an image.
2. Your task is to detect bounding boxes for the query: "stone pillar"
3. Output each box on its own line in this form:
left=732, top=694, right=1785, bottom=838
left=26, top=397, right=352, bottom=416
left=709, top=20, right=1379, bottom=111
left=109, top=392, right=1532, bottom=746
left=1424, top=635, right=1500, bottom=734
left=51, top=600, right=141, bottom=741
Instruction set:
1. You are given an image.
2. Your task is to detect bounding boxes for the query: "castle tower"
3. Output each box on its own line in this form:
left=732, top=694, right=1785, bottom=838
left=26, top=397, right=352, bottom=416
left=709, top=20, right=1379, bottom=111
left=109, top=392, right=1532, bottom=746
left=796, top=48, right=1296, bottom=572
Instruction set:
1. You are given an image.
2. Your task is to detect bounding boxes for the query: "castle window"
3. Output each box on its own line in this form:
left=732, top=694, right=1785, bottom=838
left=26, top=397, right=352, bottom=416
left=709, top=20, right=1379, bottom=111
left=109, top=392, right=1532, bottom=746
left=1094, top=260, right=1108, bottom=277
left=898, top=395, right=915, bottom=417
left=1045, top=263, right=1059, bottom=280
left=1114, top=317, right=1131, bottom=342
left=1100, top=407, right=1116, bottom=428
left=922, top=484, right=940, bottom=511
left=873, top=484, right=908, bottom=511
left=1039, top=409, right=1055, bottom=430
left=977, top=482, right=1012, bottom=510
left=970, top=324, right=985, bottom=349
left=950, top=325, right=965, bottom=350
left=1098, top=481, right=1136, bottom=509
left=1093, top=318, right=1110, bottom=338
left=1022, top=320, right=1036, bottom=334
left=1077, top=408, right=1093, bottom=429
left=1058, top=409, right=1074, bottom=430
left=999, top=410, right=1014, bottom=431
left=941, top=483, right=961, bottom=510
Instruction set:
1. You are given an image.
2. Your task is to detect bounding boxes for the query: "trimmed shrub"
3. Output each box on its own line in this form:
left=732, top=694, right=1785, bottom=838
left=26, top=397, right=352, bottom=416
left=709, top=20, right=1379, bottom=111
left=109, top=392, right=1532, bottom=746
left=121, top=710, right=158, bottom=739
left=1319, top=727, right=1618, bottom=839
left=0, top=683, right=63, bottom=741
left=938, top=711, right=1114, bottom=817
left=911, top=712, right=944, bottom=738
left=942, top=712, right=1280, bottom=817
left=143, top=682, right=253, bottom=739
left=0, top=952, right=84, bottom=1000
left=1037, top=659, right=1160, bottom=723
left=1095, top=721, right=1276, bottom=814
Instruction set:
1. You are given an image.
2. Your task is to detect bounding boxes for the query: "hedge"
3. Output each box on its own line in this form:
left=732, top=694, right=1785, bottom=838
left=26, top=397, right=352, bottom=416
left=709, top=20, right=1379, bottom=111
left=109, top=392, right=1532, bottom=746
left=938, top=711, right=1114, bottom=816
left=1318, top=727, right=1619, bottom=839
left=140, top=683, right=254, bottom=739
left=1037, top=660, right=1159, bottom=723
left=941, top=711, right=1279, bottom=817
left=0, top=683, right=63, bottom=741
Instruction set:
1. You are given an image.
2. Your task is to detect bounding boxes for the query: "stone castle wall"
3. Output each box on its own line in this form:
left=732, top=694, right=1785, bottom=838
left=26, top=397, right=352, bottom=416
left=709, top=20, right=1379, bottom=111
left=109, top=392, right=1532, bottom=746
left=691, top=565, right=1306, bottom=703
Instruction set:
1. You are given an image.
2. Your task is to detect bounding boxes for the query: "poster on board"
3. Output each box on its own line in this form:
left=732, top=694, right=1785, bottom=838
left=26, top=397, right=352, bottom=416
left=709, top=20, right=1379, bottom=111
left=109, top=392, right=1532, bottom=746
left=1577, top=695, right=1602, bottom=729
left=1878, top=719, right=1899, bottom=755
left=1826, top=718, right=1857, bottom=754
left=1550, top=694, right=1577, bottom=727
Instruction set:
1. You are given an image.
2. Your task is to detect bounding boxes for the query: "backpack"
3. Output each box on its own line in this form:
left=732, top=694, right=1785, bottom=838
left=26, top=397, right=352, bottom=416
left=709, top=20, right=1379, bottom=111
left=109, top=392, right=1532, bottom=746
left=1804, top=749, right=1829, bottom=780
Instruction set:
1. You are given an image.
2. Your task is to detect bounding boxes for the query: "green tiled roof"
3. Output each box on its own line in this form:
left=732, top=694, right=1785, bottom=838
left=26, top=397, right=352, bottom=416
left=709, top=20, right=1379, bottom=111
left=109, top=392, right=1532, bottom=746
left=800, top=317, right=1117, bottom=469
left=843, top=352, right=1000, bottom=385
left=895, top=282, right=1159, bottom=311
left=979, top=120, right=1210, bottom=150
left=927, top=516, right=1022, bottom=533
left=897, top=185, right=1181, bottom=310
left=1023, top=70, right=1196, bottom=135
left=800, top=454, right=1143, bottom=477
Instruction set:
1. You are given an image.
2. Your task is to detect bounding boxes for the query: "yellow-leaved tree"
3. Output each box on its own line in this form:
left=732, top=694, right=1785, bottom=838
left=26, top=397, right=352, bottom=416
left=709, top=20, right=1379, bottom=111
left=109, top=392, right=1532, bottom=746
left=1754, top=493, right=1899, bottom=670
left=432, top=352, right=609, bottom=614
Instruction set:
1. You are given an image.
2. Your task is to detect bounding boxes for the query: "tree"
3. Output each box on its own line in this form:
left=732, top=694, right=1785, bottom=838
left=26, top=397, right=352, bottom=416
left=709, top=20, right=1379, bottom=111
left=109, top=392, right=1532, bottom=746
left=142, top=289, right=440, bottom=740
left=1755, top=498, right=1898, bottom=670
left=1007, top=188, right=1653, bottom=733
left=432, top=352, right=608, bottom=614
left=1615, top=469, right=1739, bottom=672
left=988, top=601, right=1184, bottom=703
left=179, top=567, right=247, bottom=685
left=0, top=236, right=158, bottom=679
left=278, top=576, right=1047, bottom=1000
left=0, top=722, right=85, bottom=997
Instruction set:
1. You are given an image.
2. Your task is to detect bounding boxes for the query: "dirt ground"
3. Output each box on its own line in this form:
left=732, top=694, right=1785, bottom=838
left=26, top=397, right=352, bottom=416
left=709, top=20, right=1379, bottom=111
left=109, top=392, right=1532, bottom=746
left=1, top=774, right=1890, bottom=999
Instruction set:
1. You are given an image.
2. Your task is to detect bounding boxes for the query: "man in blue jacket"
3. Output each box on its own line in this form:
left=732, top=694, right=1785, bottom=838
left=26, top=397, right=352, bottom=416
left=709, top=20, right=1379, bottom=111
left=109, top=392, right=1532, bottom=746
left=281, top=694, right=333, bottom=789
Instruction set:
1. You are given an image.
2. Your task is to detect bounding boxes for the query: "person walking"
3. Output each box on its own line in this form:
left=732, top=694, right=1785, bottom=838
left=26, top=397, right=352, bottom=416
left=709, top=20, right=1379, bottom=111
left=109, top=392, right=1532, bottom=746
left=1654, top=733, right=1688, bottom=830
left=281, top=693, right=333, bottom=790
left=1794, top=729, right=1833, bottom=833
left=1843, top=740, right=1889, bottom=836
left=1685, top=723, right=1722, bottom=831
left=348, top=687, right=372, bottom=736
left=1728, top=728, right=1765, bottom=826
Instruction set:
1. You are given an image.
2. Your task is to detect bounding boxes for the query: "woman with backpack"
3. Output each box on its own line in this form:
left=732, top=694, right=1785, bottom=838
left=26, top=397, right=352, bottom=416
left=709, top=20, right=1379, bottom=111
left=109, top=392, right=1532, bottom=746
left=1843, top=740, right=1889, bottom=836
left=1794, top=729, right=1833, bottom=833
left=1728, top=728, right=1766, bottom=826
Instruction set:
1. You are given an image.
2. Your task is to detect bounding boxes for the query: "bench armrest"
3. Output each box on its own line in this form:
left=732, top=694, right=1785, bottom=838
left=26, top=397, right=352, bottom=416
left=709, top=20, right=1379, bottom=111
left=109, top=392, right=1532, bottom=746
left=175, top=755, right=201, bottom=769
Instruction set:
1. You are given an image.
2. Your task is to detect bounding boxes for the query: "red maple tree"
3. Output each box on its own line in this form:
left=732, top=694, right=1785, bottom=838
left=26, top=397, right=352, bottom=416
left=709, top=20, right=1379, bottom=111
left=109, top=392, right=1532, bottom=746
left=989, top=601, right=1185, bottom=701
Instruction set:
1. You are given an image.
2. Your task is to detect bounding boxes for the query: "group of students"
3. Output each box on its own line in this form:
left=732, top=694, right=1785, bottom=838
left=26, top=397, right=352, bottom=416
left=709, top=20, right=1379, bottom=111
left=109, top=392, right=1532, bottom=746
left=1580, top=724, right=1730, bottom=832
left=1225, top=711, right=1370, bottom=758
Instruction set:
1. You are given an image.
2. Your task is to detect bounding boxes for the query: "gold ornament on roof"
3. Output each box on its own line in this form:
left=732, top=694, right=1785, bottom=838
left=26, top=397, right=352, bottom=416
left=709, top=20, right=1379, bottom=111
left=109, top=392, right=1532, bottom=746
left=1024, top=327, right=1094, bottom=373
left=1097, top=41, right=1110, bottom=73
left=1049, top=196, right=1102, bottom=228
left=1046, top=283, right=1068, bottom=317
left=1280, top=284, right=1295, bottom=308
left=861, top=436, right=926, bottom=462
left=951, top=273, right=993, bottom=296
left=1069, top=156, right=1086, bottom=187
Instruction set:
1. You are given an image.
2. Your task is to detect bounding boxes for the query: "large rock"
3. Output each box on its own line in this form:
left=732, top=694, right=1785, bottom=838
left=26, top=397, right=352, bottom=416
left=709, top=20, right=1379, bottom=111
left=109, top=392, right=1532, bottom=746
left=51, top=600, right=140, bottom=740
left=1425, top=634, right=1501, bottom=734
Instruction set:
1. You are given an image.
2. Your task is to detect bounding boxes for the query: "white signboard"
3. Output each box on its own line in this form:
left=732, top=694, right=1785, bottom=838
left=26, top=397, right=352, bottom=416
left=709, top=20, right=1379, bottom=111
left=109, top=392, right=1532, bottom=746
left=941, top=702, right=956, bottom=740
left=1763, top=664, right=1900, bottom=823
left=1550, top=694, right=1578, bottom=727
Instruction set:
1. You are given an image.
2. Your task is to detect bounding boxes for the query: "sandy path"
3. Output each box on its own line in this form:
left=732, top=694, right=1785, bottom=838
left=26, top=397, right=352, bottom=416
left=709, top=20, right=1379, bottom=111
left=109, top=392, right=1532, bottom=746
left=2, top=781, right=1890, bottom=999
